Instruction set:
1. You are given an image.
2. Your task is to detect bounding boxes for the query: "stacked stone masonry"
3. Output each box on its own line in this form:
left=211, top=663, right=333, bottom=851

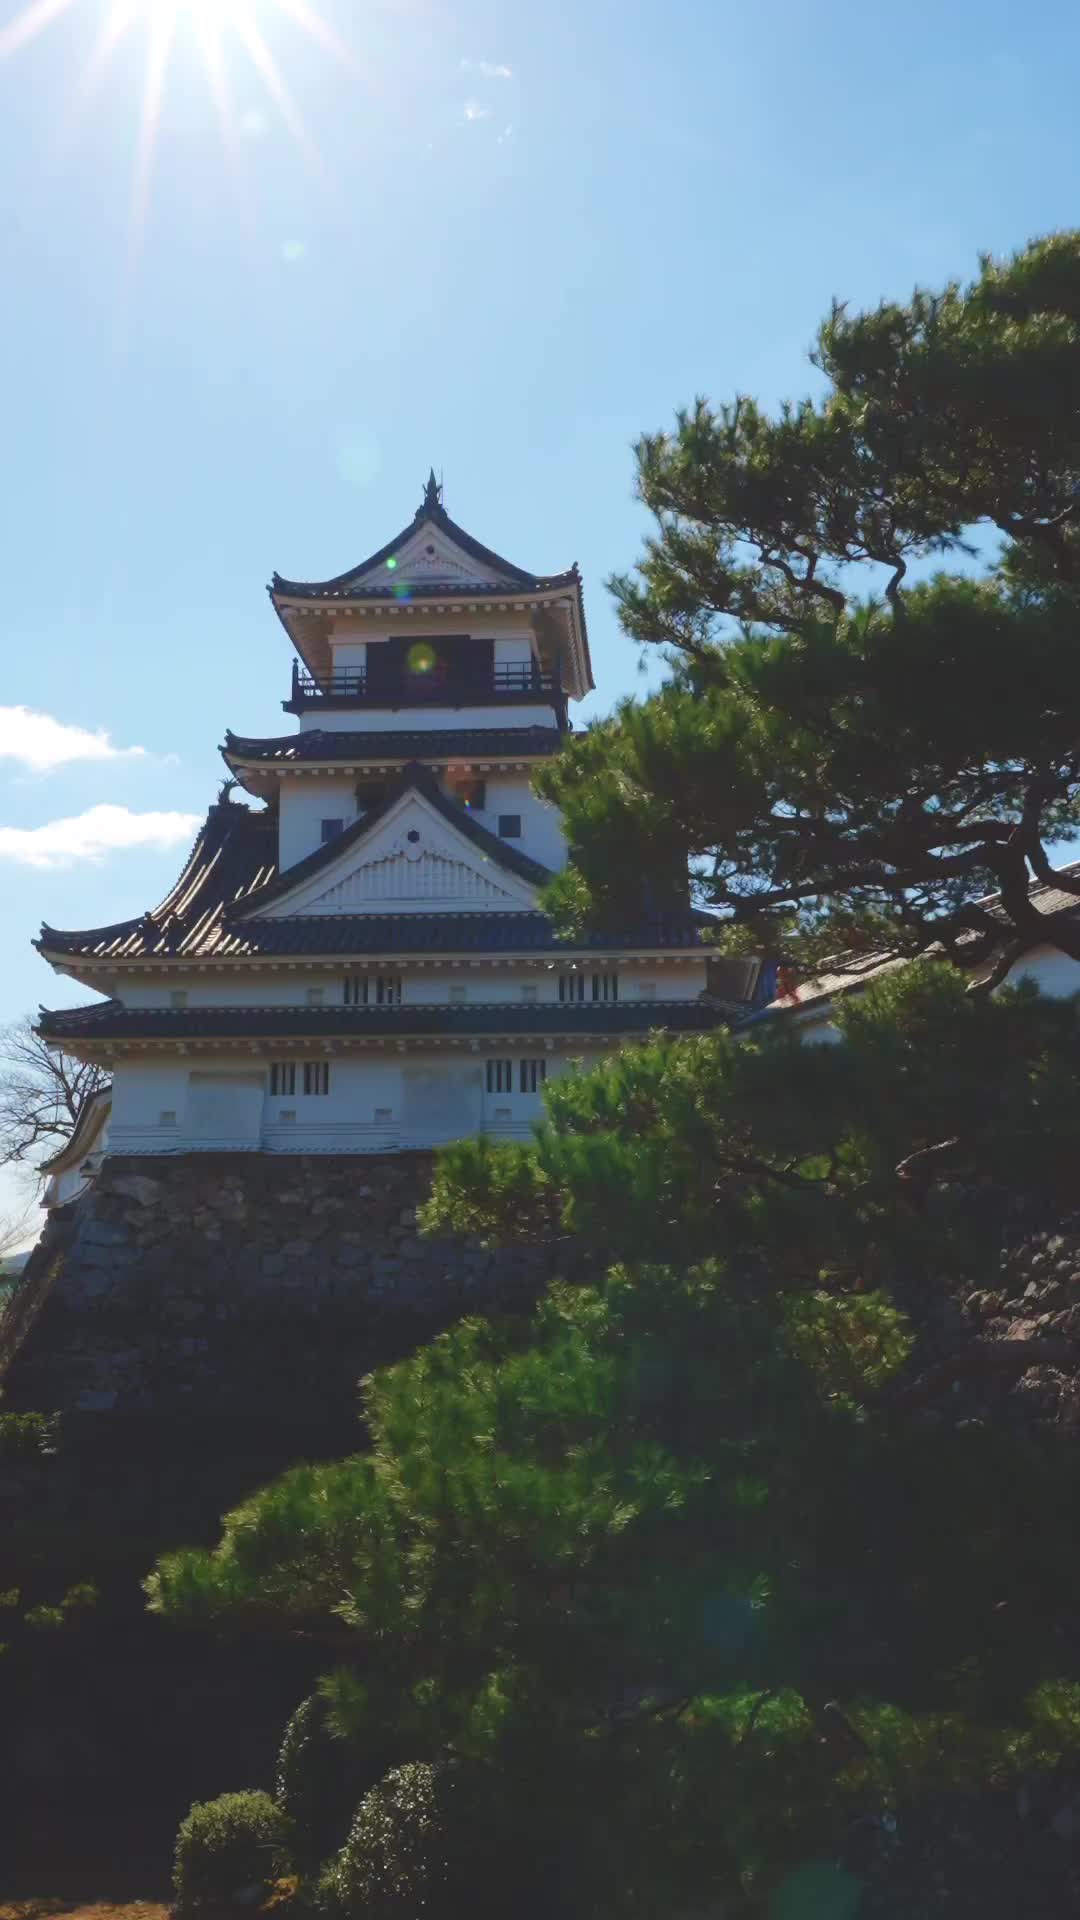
left=2, top=1154, right=559, bottom=1422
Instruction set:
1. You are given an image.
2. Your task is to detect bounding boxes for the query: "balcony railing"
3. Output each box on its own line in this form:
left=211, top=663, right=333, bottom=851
left=287, top=660, right=564, bottom=712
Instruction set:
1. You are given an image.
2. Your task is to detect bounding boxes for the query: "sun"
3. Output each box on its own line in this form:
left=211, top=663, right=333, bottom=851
left=0, top=0, right=354, bottom=238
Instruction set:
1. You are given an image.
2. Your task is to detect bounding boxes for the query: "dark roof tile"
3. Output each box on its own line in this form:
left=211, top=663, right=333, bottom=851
left=39, top=1001, right=737, bottom=1043
left=222, top=726, right=563, bottom=765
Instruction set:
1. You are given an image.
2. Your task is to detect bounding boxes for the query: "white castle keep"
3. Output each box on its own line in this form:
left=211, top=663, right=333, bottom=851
left=37, top=478, right=751, bottom=1203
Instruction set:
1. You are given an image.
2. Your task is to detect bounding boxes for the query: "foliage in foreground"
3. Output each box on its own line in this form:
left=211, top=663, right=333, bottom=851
left=535, top=233, right=1080, bottom=976
left=174, top=1789, right=293, bottom=1909
left=150, top=969, right=1080, bottom=1912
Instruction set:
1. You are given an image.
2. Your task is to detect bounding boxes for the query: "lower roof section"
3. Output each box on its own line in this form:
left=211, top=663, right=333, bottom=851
left=177, top=910, right=715, bottom=959
left=39, top=1000, right=739, bottom=1047
left=222, top=725, right=563, bottom=766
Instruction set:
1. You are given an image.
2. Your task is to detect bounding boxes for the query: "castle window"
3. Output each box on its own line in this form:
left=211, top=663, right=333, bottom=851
left=303, top=1061, right=330, bottom=1096
left=592, top=971, right=619, bottom=1002
left=271, top=1062, right=297, bottom=1097
left=519, top=1057, right=546, bottom=1094
left=454, top=778, right=486, bottom=812
left=486, top=1058, right=512, bottom=1094
left=344, top=974, right=402, bottom=1006
left=355, top=781, right=388, bottom=812
left=321, top=817, right=345, bottom=844
left=498, top=814, right=522, bottom=839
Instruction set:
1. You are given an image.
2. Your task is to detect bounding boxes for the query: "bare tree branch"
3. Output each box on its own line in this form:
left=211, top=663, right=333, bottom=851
left=0, top=1017, right=108, bottom=1170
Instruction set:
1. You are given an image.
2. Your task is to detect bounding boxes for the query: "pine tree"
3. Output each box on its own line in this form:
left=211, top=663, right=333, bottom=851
left=539, top=234, right=1080, bottom=980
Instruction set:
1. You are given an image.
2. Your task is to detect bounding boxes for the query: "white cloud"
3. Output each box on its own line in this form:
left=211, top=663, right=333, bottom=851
left=463, top=99, right=491, bottom=122
left=0, top=706, right=146, bottom=775
left=0, top=805, right=201, bottom=871
left=461, top=58, right=512, bottom=79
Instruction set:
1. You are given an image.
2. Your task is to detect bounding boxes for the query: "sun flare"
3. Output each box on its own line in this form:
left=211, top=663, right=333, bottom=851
left=0, top=0, right=354, bottom=239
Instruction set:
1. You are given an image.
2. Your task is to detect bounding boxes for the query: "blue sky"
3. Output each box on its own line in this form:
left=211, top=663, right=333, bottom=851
left=2, top=0, right=1079, bottom=1226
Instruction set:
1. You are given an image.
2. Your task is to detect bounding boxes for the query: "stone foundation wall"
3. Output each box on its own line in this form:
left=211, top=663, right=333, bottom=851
left=2, top=1153, right=559, bottom=1423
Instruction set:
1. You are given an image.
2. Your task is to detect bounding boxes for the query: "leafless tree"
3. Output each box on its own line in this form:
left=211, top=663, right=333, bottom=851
left=0, top=1203, right=35, bottom=1266
left=0, top=1016, right=108, bottom=1170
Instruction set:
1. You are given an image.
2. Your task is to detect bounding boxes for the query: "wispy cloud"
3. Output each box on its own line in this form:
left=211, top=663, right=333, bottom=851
left=461, top=58, right=512, bottom=80
left=462, top=99, right=491, bottom=123
left=0, top=805, right=201, bottom=871
left=0, top=706, right=147, bottom=775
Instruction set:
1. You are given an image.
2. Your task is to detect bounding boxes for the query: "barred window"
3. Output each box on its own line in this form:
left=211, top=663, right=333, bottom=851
left=486, top=1058, right=513, bottom=1094
left=303, top=1061, right=330, bottom=1096
left=559, top=970, right=618, bottom=1003
left=270, top=1062, right=296, bottom=1097
left=519, top=1057, right=546, bottom=1094
left=344, top=974, right=402, bottom=1006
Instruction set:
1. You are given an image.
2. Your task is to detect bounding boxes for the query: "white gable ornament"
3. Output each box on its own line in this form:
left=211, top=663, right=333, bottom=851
left=361, top=525, right=509, bottom=592
left=255, top=795, right=539, bottom=919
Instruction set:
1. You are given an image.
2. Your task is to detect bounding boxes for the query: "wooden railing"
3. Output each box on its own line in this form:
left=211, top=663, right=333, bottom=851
left=288, top=662, right=562, bottom=706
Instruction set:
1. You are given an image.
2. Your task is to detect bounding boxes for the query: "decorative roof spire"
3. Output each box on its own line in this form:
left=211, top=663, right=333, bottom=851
left=421, top=467, right=443, bottom=513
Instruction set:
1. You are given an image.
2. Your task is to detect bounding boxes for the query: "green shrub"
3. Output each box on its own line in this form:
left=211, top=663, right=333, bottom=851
left=276, top=1692, right=379, bottom=1870
left=317, top=1763, right=450, bottom=1918
left=174, top=1788, right=292, bottom=1908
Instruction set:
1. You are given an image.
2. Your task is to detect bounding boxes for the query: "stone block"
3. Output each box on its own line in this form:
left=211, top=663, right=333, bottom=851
left=109, top=1174, right=163, bottom=1207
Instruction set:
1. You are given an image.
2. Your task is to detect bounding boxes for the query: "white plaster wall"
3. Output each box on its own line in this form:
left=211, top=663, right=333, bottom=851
left=279, top=777, right=359, bottom=871
left=279, top=773, right=565, bottom=874
left=296, top=705, right=560, bottom=736
left=116, top=961, right=709, bottom=1011
left=101, top=1048, right=603, bottom=1156
left=107, top=1060, right=194, bottom=1152
left=466, top=779, right=566, bottom=871
left=1004, top=944, right=1080, bottom=997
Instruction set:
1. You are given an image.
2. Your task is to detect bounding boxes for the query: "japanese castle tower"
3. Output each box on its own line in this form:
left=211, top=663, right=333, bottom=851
left=36, top=479, right=743, bottom=1198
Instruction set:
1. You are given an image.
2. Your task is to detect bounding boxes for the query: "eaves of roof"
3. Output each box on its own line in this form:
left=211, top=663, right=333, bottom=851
left=38, top=1001, right=738, bottom=1043
left=221, top=726, right=563, bottom=767
left=269, top=496, right=574, bottom=600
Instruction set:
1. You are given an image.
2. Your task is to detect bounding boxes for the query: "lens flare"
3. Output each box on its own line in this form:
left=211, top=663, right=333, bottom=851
left=406, top=643, right=438, bottom=674
left=1, top=0, right=359, bottom=248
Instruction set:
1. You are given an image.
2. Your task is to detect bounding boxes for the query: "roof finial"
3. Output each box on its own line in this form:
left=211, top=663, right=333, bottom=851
left=422, top=467, right=443, bottom=513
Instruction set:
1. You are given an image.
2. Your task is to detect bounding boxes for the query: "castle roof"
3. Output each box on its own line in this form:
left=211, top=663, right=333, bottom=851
left=37, top=779, right=713, bottom=967
left=222, top=725, right=564, bottom=772
left=38, top=1000, right=738, bottom=1046
left=270, top=475, right=593, bottom=700
left=271, top=471, right=577, bottom=600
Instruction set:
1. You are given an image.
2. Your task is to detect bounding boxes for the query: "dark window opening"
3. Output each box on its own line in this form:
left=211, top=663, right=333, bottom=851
left=498, top=813, right=522, bottom=839
left=486, top=1058, right=513, bottom=1094
left=355, top=781, right=389, bottom=813
left=320, top=818, right=345, bottom=843
left=519, top=1057, right=546, bottom=1094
